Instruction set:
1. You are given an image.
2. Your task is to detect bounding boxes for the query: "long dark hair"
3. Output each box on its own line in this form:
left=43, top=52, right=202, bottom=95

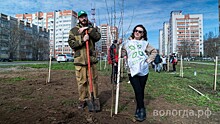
left=130, top=24, right=148, bottom=41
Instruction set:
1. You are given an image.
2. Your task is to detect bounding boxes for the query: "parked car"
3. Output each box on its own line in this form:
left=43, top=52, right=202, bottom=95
left=0, top=58, right=13, bottom=62
left=183, top=57, right=195, bottom=61
left=57, top=54, right=74, bottom=63
left=202, top=57, right=213, bottom=61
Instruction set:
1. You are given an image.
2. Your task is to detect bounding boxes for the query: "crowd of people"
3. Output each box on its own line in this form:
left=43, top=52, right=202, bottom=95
left=151, top=53, right=178, bottom=73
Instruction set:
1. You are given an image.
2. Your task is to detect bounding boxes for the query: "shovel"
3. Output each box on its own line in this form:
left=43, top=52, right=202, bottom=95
left=85, top=30, right=100, bottom=112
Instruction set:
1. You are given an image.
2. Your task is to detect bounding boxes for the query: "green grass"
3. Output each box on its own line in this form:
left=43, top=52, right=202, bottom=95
left=21, top=62, right=75, bottom=70
left=22, top=64, right=48, bottom=69
left=0, top=77, right=27, bottom=84
left=47, top=96, right=54, bottom=100
left=61, top=99, right=78, bottom=106
left=146, top=62, right=220, bottom=112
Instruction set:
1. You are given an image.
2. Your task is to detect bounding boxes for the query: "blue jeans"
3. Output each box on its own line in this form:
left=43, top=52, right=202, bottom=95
left=128, top=74, right=148, bottom=109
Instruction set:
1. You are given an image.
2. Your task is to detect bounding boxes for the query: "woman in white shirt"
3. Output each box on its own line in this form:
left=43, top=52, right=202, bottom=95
left=161, top=55, right=167, bottom=71
left=122, top=24, right=157, bottom=122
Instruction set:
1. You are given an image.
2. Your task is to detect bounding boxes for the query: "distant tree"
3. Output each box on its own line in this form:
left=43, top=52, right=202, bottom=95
left=177, top=39, right=197, bottom=57
left=37, top=33, right=49, bottom=60
left=204, top=32, right=219, bottom=57
left=32, top=33, right=40, bottom=60
left=7, top=23, right=24, bottom=60
left=32, top=31, right=49, bottom=61
left=24, top=31, right=35, bottom=60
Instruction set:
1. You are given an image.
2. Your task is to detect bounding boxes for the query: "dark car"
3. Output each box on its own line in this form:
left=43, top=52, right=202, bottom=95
left=0, top=58, right=13, bottom=62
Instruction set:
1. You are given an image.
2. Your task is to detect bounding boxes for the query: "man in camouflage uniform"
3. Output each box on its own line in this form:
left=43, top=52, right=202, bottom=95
left=68, top=10, right=101, bottom=109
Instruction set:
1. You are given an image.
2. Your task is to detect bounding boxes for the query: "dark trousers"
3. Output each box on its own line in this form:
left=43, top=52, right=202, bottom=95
left=111, top=63, right=118, bottom=83
left=163, top=64, right=167, bottom=71
left=172, top=63, right=176, bottom=72
left=128, top=74, right=148, bottom=109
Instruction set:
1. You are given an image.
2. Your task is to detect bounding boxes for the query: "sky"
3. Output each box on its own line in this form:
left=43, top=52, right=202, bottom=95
left=0, top=0, right=218, bottom=49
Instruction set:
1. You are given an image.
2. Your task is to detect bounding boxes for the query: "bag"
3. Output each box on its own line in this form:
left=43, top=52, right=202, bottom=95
left=170, top=58, right=173, bottom=63
left=154, top=54, right=161, bottom=64
left=159, top=58, right=162, bottom=63
left=107, top=44, right=118, bottom=64
left=173, top=58, right=178, bottom=65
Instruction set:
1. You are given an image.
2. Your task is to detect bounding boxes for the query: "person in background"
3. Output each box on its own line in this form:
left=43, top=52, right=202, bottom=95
left=154, top=54, right=162, bottom=72
left=121, top=24, right=157, bottom=122
left=170, top=54, right=178, bottom=72
left=108, top=40, right=119, bottom=84
left=68, top=10, right=101, bottom=110
left=161, top=55, right=167, bottom=71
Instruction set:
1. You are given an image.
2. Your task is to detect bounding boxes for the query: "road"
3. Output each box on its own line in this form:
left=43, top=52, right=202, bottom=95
left=0, top=61, right=52, bottom=66
left=187, top=61, right=220, bottom=66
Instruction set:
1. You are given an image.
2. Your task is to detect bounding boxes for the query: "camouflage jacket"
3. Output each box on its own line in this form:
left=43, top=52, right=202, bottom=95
left=68, top=23, right=101, bottom=66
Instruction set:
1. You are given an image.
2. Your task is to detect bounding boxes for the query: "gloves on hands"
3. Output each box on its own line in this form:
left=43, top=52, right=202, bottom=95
left=83, top=34, right=89, bottom=42
left=78, top=27, right=89, bottom=42
left=78, top=27, right=88, bottom=34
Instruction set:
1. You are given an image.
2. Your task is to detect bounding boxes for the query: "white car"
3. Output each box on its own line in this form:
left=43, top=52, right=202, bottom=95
left=57, top=54, right=74, bottom=63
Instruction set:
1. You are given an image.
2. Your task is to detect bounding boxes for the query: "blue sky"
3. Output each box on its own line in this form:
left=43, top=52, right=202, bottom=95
left=0, top=0, right=218, bottom=49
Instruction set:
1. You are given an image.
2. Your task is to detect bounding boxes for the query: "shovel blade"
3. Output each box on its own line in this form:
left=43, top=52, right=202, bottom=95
left=86, top=98, right=100, bottom=112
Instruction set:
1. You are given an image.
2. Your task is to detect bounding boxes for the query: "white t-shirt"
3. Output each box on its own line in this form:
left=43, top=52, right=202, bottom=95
left=162, top=57, right=167, bottom=64
left=122, top=40, right=149, bottom=77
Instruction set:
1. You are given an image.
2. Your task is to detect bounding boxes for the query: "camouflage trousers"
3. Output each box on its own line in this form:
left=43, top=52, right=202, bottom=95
left=75, top=65, right=98, bottom=101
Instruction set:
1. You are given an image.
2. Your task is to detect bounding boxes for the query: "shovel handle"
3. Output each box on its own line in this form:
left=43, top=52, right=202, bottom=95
left=85, top=30, right=93, bottom=93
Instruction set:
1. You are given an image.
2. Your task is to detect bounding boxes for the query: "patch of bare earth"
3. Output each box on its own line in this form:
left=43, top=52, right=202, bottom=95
left=0, top=68, right=219, bottom=124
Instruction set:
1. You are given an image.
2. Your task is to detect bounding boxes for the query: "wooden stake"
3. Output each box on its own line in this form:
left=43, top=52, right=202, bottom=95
left=179, top=55, right=183, bottom=77
left=167, top=56, right=170, bottom=72
left=104, top=56, right=107, bottom=70
left=115, top=45, right=122, bottom=115
left=99, top=53, right=102, bottom=70
left=47, top=49, right=52, bottom=84
left=110, top=83, right=115, bottom=117
left=214, top=56, right=218, bottom=91
left=188, top=85, right=210, bottom=100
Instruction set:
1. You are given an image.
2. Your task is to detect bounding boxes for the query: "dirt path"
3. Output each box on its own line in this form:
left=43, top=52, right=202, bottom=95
left=0, top=68, right=219, bottom=124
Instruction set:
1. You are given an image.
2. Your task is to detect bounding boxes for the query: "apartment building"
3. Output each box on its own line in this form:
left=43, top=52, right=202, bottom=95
left=16, top=10, right=77, bottom=58
left=218, top=0, right=220, bottom=56
left=159, top=11, right=203, bottom=57
left=0, top=13, right=49, bottom=61
left=159, top=22, right=170, bottom=56
left=159, top=29, right=163, bottom=55
left=97, top=24, right=118, bottom=54
left=163, top=22, right=170, bottom=56
left=219, top=0, right=220, bottom=35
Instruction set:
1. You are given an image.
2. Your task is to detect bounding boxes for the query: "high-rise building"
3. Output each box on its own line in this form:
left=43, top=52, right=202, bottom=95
left=97, top=24, right=118, bottom=54
left=159, top=29, right=163, bottom=55
left=0, top=13, right=49, bottom=61
left=160, top=22, right=170, bottom=56
left=159, top=11, right=203, bottom=57
left=15, top=10, right=77, bottom=58
left=219, top=0, right=220, bottom=35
